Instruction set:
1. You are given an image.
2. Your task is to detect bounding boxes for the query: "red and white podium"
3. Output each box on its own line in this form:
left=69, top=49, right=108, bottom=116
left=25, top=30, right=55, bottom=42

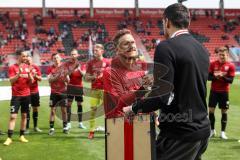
left=105, top=114, right=157, bottom=160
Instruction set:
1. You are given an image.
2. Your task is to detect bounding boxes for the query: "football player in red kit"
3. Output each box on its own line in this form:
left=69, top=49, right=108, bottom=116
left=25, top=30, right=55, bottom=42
left=103, top=29, right=147, bottom=118
left=103, top=29, right=149, bottom=160
left=25, top=55, right=42, bottom=134
left=208, top=46, right=235, bottom=139
left=4, top=51, right=34, bottom=146
left=66, top=49, right=86, bottom=130
left=85, top=44, right=110, bottom=139
left=47, top=53, right=69, bottom=135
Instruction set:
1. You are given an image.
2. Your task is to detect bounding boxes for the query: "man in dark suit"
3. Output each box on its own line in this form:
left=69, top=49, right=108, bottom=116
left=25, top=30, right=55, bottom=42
left=123, top=3, right=210, bottom=160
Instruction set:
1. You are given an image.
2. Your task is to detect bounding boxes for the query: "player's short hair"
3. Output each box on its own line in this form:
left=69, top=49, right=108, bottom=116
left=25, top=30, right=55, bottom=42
left=16, top=50, right=30, bottom=57
left=113, top=29, right=132, bottom=47
left=163, top=3, right=190, bottom=29
left=16, top=50, right=24, bottom=56
left=51, top=53, right=59, bottom=59
left=217, top=45, right=230, bottom=54
left=94, top=44, right=104, bottom=50
left=224, top=45, right=230, bottom=52
left=71, top=48, right=78, bottom=53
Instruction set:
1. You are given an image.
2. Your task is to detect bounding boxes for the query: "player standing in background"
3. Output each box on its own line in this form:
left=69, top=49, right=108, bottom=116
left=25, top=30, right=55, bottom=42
left=66, top=49, right=86, bottom=130
left=47, top=53, right=69, bottom=135
left=25, top=55, right=42, bottom=134
left=85, top=44, right=110, bottom=139
left=4, top=51, right=34, bottom=146
left=208, top=46, right=236, bottom=139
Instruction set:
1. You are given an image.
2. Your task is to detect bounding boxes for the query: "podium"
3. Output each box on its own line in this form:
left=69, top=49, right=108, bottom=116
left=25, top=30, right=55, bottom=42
left=105, top=114, right=157, bottom=160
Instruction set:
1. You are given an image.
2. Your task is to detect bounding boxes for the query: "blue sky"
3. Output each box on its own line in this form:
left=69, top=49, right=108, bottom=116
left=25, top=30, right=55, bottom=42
left=0, top=0, right=239, bottom=9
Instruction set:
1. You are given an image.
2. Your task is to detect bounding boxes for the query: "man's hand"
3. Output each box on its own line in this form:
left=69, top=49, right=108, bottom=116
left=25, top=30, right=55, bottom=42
left=85, top=73, right=97, bottom=82
left=26, top=67, right=34, bottom=83
left=219, top=71, right=227, bottom=77
left=95, top=73, right=103, bottom=79
left=18, top=63, right=24, bottom=74
left=123, top=106, right=133, bottom=115
left=48, top=74, right=57, bottom=83
left=142, top=74, right=153, bottom=90
left=78, top=66, right=86, bottom=76
left=214, top=71, right=221, bottom=79
left=214, top=71, right=227, bottom=79
left=25, top=67, right=30, bottom=74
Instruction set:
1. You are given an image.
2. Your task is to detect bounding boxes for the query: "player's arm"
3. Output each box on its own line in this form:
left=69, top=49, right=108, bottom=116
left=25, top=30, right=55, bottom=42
left=106, top=71, right=137, bottom=106
left=34, top=67, right=42, bottom=81
left=208, top=73, right=217, bottom=81
left=222, top=76, right=234, bottom=83
left=84, top=62, right=96, bottom=82
left=27, top=69, right=34, bottom=84
left=34, top=74, right=42, bottom=81
left=46, top=67, right=55, bottom=83
left=9, top=65, right=20, bottom=84
left=84, top=73, right=94, bottom=82
left=208, top=63, right=217, bottom=81
left=222, top=64, right=236, bottom=84
left=79, top=69, right=86, bottom=76
left=78, top=65, right=86, bottom=76
left=103, top=70, right=138, bottom=115
left=9, top=73, right=20, bottom=84
left=65, top=74, right=70, bottom=83
left=48, top=73, right=58, bottom=83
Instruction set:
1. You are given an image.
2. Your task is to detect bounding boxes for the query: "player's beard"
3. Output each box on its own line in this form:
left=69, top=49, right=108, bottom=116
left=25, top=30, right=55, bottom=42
left=219, top=58, right=227, bottom=64
left=93, top=54, right=98, bottom=58
left=55, top=61, right=61, bottom=67
left=127, top=46, right=136, bottom=53
left=22, top=60, right=29, bottom=65
left=69, top=57, right=77, bottom=64
left=93, top=53, right=102, bottom=60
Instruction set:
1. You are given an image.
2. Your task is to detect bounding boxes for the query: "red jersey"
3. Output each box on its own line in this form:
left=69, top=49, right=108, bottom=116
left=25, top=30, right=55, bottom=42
left=47, top=65, right=67, bottom=94
left=68, top=64, right=85, bottom=88
left=8, top=63, right=31, bottom=96
left=209, top=60, right=235, bottom=92
left=30, top=64, right=41, bottom=93
left=86, top=58, right=110, bottom=89
left=103, top=57, right=146, bottom=118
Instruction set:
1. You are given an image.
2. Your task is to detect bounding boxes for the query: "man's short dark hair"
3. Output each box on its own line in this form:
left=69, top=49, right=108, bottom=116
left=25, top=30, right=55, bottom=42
left=163, top=3, right=190, bottom=29
left=16, top=50, right=23, bottom=56
left=224, top=45, right=230, bottom=52
left=51, top=53, right=59, bottom=59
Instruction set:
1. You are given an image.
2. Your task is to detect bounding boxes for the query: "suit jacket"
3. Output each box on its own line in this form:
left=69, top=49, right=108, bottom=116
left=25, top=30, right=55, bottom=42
left=132, top=33, right=211, bottom=141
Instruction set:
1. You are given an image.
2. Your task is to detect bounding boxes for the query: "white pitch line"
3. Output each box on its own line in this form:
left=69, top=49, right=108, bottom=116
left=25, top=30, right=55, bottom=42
left=0, top=86, right=51, bottom=101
